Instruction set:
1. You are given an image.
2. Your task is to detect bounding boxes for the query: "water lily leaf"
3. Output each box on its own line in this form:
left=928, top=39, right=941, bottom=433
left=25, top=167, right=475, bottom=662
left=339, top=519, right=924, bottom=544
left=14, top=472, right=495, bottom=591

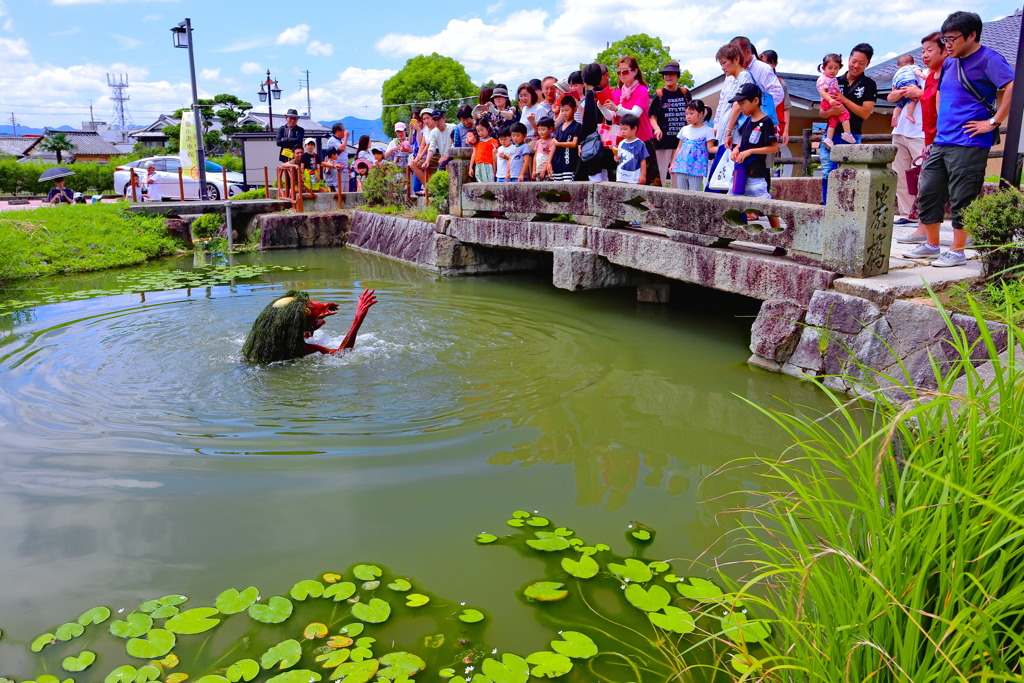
left=166, top=674, right=189, bottom=683
left=475, top=533, right=497, bottom=544
left=249, top=596, right=294, bottom=624
left=512, top=510, right=531, bottom=519
left=323, top=582, right=357, bottom=601
left=317, top=649, right=350, bottom=667
left=663, top=574, right=680, bottom=583
left=165, top=607, right=221, bottom=635
left=158, top=595, right=188, bottom=606
left=625, top=584, right=671, bottom=612
left=607, top=559, right=652, bottom=583
left=61, top=651, right=97, bottom=672
left=139, top=601, right=159, bottom=613
left=526, top=516, right=549, bottom=527
left=290, top=580, right=325, bottom=601
left=438, top=669, right=456, bottom=679
left=423, top=634, right=444, bottom=648
left=458, top=609, right=485, bottom=623
left=110, top=613, right=154, bottom=638
left=506, top=519, right=525, bottom=528
left=524, top=582, right=568, bottom=602
left=361, top=581, right=380, bottom=591
left=387, top=579, right=411, bottom=592
left=329, top=659, right=378, bottom=683
left=150, top=605, right=180, bottom=619
left=648, top=606, right=696, bottom=634
left=525, top=651, right=573, bottom=678
left=350, top=647, right=373, bottom=662
left=137, top=665, right=160, bottom=682
left=351, top=598, right=391, bottom=624
left=328, top=635, right=354, bottom=648
left=340, top=623, right=364, bottom=637
left=550, top=632, right=597, bottom=659
left=216, top=587, right=259, bottom=614
left=105, top=665, right=138, bottom=683
left=352, top=565, right=382, bottom=581
left=676, top=578, right=724, bottom=601
left=55, top=622, right=85, bottom=641
left=35, top=676, right=71, bottom=683
left=356, top=637, right=375, bottom=648
left=594, top=543, right=610, bottom=552
left=560, top=554, right=598, bottom=579
left=322, top=573, right=342, bottom=583
left=648, top=561, right=670, bottom=574
left=553, top=527, right=574, bottom=537
left=304, top=622, right=328, bottom=639
left=405, top=594, right=430, bottom=607
left=378, top=652, right=425, bottom=679
left=160, top=654, right=180, bottom=668
left=481, top=654, right=529, bottom=683
left=730, top=652, right=762, bottom=675
left=526, top=534, right=570, bottom=552
left=570, top=539, right=587, bottom=549
left=261, top=639, right=302, bottom=670
left=77, top=606, right=112, bottom=626
left=127, top=629, right=176, bottom=659
left=720, top=613, right=771, bottom=643
left=31, top=633, right=56, bottom=652
left=266, top=672, right=321, bottom=683
left=630, top=529, right=652, bottom=541
left=195, top=677, right=229, bottom=683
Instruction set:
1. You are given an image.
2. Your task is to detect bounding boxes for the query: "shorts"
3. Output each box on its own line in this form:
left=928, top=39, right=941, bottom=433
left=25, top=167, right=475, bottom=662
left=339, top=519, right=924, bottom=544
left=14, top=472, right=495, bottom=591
left=916, top=144, right=988, bottom=229
left=475, top=163, right=495, bottom=183
left=497, top=177, right=518, bottom=182
left=730, top=177, right=771, bottom=199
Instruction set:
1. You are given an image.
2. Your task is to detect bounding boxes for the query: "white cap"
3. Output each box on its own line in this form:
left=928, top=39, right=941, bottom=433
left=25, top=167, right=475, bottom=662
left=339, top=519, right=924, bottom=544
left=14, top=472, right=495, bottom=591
left=394, top=121, right=407, bottom=131
left=303, top=137, right=316, bottom=146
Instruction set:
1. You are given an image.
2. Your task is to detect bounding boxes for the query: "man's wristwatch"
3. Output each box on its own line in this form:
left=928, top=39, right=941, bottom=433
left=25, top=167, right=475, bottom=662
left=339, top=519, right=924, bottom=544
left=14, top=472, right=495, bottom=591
left=989, top=117, right=999, bottom=127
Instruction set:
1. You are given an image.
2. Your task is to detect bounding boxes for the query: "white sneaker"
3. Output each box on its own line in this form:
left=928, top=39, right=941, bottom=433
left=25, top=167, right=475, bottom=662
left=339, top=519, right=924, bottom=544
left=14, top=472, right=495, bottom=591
left=932, top=250, right=967, bottom=267
left=840, top=133, right=857, bottom=144
left=822, top=138, right=834, bottom=149
left=903, top=243, right=941, bottom=259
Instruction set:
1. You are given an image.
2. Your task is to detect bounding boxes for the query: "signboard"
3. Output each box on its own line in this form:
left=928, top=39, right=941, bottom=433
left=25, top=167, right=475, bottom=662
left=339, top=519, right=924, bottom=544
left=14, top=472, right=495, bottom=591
left=179, top=117, right=200, bottom=181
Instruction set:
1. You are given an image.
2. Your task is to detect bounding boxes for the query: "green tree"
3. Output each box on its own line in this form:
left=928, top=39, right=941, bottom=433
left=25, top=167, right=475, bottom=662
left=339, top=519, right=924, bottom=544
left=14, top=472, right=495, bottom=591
left=38, top=132, right=76, bottom=164
left=381, top=53, right=477, bottom=135
left=592, top=34, right=693, bottom=92
left=213, top=94, right=253, bottom=153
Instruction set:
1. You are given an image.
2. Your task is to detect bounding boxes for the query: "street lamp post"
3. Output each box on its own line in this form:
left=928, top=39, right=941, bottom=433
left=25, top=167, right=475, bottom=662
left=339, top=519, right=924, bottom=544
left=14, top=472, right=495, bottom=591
left=258, top=70, right=283, bottom=132
left=171, top=18, right=209, bottom=201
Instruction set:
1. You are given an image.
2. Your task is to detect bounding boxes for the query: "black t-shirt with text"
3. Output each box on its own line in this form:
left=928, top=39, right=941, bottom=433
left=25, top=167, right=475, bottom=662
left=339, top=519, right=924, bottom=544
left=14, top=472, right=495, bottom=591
left=649, top=87, right=691, bottom=150
left=737, top=115, right=777, bottom=180
left=836, top=72, right=877, bottom=136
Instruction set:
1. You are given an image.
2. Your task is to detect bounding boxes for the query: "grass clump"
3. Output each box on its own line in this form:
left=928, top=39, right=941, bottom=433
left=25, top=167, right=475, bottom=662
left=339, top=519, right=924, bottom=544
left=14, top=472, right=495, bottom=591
left=228, top=187, right=267, bottom=200
left=718, top=296, right=1024, bottom=681
left=0, top=203, right=181, bottom=284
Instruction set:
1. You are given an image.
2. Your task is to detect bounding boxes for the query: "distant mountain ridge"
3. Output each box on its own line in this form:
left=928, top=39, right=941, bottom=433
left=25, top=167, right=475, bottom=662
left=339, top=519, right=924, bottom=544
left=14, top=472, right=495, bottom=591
left=0, top=124, right=75, bottom=136
left=318, top=116, right=387, bottom=142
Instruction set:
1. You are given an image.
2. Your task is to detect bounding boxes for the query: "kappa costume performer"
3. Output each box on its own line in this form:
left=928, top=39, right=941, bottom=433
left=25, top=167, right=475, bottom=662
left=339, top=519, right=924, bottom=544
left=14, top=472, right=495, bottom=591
left=241, top=289, right=377, bottom=363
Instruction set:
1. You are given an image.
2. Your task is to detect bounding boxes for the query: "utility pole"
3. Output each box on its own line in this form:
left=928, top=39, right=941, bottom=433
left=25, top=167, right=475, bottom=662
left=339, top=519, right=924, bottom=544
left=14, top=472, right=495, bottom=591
left=998, top=4, right=1024, bottom=187
left=9, top=112, right=18, bottom=136
left=304, top=70, right=312, bottom=119
left=89, top=101, right=95, bottom=127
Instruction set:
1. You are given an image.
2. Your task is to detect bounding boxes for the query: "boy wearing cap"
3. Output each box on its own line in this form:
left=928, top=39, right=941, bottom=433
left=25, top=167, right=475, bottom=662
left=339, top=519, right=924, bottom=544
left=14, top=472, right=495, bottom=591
left=321, top=147, right=342, bottom=191
left=384, top=122, right=412, bottom=168
left=728, top=83, right=778, bottom=200
left=649, top=61, right=692, bottom=186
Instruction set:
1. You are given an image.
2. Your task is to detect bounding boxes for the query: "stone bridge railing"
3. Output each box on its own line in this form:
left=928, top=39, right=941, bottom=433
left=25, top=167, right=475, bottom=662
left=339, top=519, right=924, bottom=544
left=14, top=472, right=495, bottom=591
left=446, top=145, right=896, bottom=278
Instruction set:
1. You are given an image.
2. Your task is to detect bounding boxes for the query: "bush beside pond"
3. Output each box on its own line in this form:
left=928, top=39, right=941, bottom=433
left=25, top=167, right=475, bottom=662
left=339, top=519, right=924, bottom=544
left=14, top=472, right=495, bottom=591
left=0, top=204, right=182, bottom=284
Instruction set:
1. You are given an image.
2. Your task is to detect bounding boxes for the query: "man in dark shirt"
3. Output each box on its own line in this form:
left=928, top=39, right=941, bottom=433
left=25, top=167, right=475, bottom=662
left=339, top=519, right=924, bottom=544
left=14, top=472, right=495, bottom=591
left=275, top=109, right=305, bottom=163
left=818, top=43, right=876, bottom=204
left=648, top=60, right=691, bottom=186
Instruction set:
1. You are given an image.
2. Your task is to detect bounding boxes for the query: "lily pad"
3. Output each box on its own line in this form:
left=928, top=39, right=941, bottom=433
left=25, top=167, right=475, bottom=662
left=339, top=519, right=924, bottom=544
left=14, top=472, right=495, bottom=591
left=261, top=639, right=303, bottom=669
left=506, top=518, right=525, bottom=528
left=438, top=669, right=456, bottom=679
left=550, top=631, right=597, bottom=659
left=290, top=580, right=325, bottom=601
left=150, top=604, right=180, bottom=619
left=423, top=634, right=444, bottom=648
left=526, top=533, right=570, bottom=552
left=329, top=659, right=378, bottom=683
left=475, top=533, right=497, bottom=544
left=387, top=579, right=411, bottom=592
left=160, top=654, right=181, bottom=668
left=328, top=635, right=354, bottom=648
left=730, top=652, right=762, bottom=675
left=126, top=628, right=176, bottom=658
left=663, top=573, right=681, bottom=583
left=512, top=510, right=531, bottom=519
left=137, top=665, right=160, bottom=682
left=165, top=607, right=221, bottom=635
left=523, top=582, right=568, bottom=602
left=195, top=677, right=229, bottom=683
left=361, top=580, right=380, bottom=591
left=35, top=676, right=72, bottom=683
left=594, top=543, right=610, bottom=552
left=317, top=649, right=351, bottom=667
left=304, top=622, right=328, bottom=639
left=458, top=608, right=485, bottom=623
left=351, top=598, right=391, bottom=624
left=104, top=665, right=138, bottom=683
left=676, top=577, right=724, bottom=601
left=166, top=674, right=189, bottom=683
left=225, top=659, right=260, bottom=683
left=323, top=582, right=357, bottom=601
left=624, top=584, right=671, bottom=612
left=158, top=595, right=188, bottom=606
left=249, top=596, right=294, bottom=624
left=630, top=529, right=652, bottom=541
left=352, top=565, right=382, bottom=581
left=406, top=593, right=430, bottom=607
left=340, top=623, right=364, bottom=637
left=110, top=613, right=154, bottom=638
left=322, top=573, right=342, bottom=583
left=560, top=554, right=598, bottom=579
left=61, top=651, right=97, bottom=672
left=215, top=587, right=259, bottom=614
left=720, top=613, right=771, bottom=643
left=648, top=606, right=696, bottom=634
left=378, top=652, right=426, bottom=679
left=266, top=672, right=322, bottom=683
left=525, top=651, right=573, bottom=678
left=648, top=561, right=670, bottom=574
left=481, top=654, right=529, bottom=683
left=77, top=606, right=112, bottom=626
left=55, top=622, right=85, bottom=641
left=607, top=559, right=652, bottom=583
left=526, top=516, right=550, bottom=527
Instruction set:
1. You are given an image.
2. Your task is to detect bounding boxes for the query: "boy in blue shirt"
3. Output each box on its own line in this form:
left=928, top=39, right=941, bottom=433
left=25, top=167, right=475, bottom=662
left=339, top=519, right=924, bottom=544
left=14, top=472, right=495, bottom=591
left=904, top=11, right=1014, bottom=267
left=614, top=114, right=648, bottom=184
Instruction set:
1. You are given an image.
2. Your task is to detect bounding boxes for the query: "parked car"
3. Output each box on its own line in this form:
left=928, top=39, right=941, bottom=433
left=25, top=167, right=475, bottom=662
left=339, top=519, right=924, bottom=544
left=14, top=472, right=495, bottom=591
left=114, top=156, right=246, bottom=201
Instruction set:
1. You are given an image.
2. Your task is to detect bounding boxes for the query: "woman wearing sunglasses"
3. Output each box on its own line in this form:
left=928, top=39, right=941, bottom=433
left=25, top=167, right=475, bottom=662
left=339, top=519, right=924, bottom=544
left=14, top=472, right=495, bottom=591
left=613, top=56, right=653, bottom=143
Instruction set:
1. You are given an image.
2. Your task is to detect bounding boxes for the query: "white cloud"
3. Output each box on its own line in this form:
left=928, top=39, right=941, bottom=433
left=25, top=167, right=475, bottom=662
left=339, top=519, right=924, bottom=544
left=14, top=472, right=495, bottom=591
left=277, top=66, right=395, bottom=122
left=240, top=62, right=263, bottom=75
left=307, top=40, right=333, bottom=56
left=111, top=34, right=142, bottom=50
left=276, top=24, right=310, bottom=46
left=200, top=68, right=221, bottom=80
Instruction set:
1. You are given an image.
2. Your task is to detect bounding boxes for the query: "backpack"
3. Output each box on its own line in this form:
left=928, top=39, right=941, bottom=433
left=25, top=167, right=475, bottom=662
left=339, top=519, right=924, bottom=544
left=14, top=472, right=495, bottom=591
left=579, top=132, right=604, bottom=162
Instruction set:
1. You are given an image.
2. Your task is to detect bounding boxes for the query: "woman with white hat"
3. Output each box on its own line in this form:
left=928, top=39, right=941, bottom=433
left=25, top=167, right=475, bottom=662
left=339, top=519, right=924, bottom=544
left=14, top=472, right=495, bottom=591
left=481, top=85, right=519, bottom=131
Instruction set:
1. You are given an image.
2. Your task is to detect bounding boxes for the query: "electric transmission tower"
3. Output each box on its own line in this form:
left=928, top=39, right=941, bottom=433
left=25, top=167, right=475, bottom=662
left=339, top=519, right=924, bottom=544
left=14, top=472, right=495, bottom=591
left=107, top=73, right=134, bottom=129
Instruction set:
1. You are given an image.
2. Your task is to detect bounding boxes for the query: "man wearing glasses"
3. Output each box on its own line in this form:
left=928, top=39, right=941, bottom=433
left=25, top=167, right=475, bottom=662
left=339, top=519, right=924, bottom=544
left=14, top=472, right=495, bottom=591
left=904, top=11, right=1014, bottom=267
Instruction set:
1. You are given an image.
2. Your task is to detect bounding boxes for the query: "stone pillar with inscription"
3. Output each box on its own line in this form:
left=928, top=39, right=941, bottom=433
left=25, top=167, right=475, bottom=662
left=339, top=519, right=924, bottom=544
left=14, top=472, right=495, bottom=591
left=447, top=146, right=472, bottom=218
left=821, top=145, right=897, bottom=278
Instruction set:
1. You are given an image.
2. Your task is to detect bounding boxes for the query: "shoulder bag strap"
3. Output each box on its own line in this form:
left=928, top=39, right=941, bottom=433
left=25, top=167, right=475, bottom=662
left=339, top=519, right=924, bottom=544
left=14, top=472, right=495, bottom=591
left=955, top=57, right=996, bottom=117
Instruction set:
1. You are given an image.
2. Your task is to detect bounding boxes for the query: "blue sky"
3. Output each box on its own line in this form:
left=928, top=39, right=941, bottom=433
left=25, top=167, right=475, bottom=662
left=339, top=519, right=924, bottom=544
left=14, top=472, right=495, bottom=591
left=0, top=0, right=1019, bottom=129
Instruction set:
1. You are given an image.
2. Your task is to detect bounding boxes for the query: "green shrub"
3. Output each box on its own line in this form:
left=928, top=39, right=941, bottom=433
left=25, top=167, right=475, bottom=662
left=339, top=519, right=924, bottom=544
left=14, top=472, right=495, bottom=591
left=362, top=162, right=409, bottom=207
left=228, top=187, right=267, bottom=200
left=963, top=187, right=1024, bottom=278
left=210, top=154, right=243, bottom=173
left=427, top=170, right=449, bottom=214
left=191, top=212, right=223, bottom=238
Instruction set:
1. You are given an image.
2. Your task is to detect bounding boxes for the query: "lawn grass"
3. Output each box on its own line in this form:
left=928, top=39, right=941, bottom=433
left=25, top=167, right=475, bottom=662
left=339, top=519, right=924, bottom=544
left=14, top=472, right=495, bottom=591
left=0, top=203, right=182, bottom=284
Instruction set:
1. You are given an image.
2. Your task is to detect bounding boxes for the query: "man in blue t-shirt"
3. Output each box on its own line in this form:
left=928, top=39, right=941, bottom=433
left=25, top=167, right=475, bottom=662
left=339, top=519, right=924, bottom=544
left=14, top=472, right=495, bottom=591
left=904, top=11, right=1014, bottom=267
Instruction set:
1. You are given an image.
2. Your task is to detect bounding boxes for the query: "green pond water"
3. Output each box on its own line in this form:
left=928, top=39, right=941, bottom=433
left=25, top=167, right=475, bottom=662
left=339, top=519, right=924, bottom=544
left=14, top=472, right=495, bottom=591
left=0, top=248, right=832, bottom=679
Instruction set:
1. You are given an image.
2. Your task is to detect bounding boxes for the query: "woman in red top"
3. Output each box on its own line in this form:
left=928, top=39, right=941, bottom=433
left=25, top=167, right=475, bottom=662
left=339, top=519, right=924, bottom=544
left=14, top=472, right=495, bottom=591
left=892, top=32, right=946, bottom=239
